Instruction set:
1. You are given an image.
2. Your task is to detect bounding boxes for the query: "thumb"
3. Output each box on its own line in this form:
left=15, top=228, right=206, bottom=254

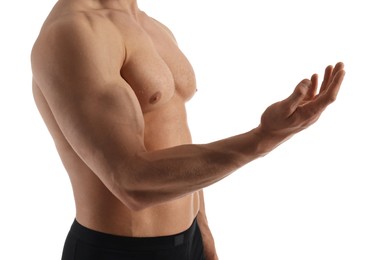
left=283, top=79, right=311, bottom=115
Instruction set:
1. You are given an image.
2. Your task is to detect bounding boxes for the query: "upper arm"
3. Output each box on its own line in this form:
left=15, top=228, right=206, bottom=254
left=31, top=15, right=146, bottom=203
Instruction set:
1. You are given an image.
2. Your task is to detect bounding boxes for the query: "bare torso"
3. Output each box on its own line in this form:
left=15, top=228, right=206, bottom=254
left=32, top=0, right=199, bottom=237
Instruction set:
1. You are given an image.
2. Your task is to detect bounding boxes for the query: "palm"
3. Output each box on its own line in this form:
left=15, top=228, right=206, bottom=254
left=260, top=62, right=345, bottom=137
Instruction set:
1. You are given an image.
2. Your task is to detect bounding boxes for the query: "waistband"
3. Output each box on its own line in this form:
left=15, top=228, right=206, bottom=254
left=68, top=218, right=198, bottom=250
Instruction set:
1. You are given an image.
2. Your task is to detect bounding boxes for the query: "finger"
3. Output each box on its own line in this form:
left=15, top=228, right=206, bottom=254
left=325, top=62, right=344, bottom=92
left=324, top=69, right=345, bottom=103
left=305, top=73, right=318, bottom=100
left=283, top=79, right=311, bottom=116
left=319, top=65, right=333, bottom=93
left=307, top=69, right=345, bottom=113
left=332, top=62, right=345, bottom=78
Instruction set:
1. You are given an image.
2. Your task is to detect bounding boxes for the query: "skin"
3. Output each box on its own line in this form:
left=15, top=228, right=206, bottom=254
left=31, top=0, right=345, bottom=259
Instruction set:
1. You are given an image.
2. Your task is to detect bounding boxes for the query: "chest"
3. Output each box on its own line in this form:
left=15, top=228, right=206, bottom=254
left=119, top=17, right=196, bottom=112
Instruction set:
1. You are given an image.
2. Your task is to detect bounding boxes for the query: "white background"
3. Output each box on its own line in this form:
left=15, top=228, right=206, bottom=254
left=1, top=0, right=372, bottom=259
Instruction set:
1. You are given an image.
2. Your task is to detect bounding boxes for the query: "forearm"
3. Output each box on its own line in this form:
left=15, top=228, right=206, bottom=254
left=118, top=126, right=289, bottom=209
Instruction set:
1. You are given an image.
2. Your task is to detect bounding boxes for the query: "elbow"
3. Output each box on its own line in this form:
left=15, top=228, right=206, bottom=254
left=119, top=189, right=152, bottom=212
left=110, top=154, right=162, bottom=211
left=112, top=171, right=155, bottom=212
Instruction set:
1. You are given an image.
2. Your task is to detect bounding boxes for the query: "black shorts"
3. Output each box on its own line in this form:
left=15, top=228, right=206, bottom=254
left=61, top=218, right=205, bottom=260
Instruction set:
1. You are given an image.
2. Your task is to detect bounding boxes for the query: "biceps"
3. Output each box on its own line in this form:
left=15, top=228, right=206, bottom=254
left=47, top=80, right=146, bottom=178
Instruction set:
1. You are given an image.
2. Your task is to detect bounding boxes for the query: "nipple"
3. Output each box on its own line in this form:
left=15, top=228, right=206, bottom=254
left=149, top=91, right=162, bottom=104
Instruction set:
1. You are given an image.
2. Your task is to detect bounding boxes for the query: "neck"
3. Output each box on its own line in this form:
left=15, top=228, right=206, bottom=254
left=64, top=0, right=140, bottom=13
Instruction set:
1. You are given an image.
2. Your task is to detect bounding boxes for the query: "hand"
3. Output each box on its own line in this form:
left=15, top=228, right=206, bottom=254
left=203, top=236, right=219, bottom=260
left=202, top=234, right=219, bottom=260
left=197, top=210, right=219, bottom=260
left=259, top=62, right=345, bottom=138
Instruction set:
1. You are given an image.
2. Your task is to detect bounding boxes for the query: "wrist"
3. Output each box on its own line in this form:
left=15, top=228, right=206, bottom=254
left=252, top=125, right=292, bottom=156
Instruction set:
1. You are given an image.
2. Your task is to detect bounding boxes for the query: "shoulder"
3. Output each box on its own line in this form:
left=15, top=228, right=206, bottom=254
left=31, top=11, right=126, bottom=91
left=31, top=11, right=124, bottom=70
left=144, top=13, right=177, bottom=43
left=36, top=11, right=121, bottom=47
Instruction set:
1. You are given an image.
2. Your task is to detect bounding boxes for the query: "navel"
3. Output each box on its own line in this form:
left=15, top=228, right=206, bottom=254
left=149, top=91, right=162, bottom=104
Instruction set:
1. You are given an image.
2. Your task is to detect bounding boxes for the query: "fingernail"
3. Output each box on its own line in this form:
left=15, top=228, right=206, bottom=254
left=301, top=80, right=311, bottom=88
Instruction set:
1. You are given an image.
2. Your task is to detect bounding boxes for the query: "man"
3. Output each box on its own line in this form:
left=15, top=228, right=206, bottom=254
left=31, top=0, right=345, bottom=259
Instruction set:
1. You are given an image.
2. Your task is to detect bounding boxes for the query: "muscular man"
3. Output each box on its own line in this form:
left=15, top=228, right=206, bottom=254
left=31, top=0, right=345, bottom=259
